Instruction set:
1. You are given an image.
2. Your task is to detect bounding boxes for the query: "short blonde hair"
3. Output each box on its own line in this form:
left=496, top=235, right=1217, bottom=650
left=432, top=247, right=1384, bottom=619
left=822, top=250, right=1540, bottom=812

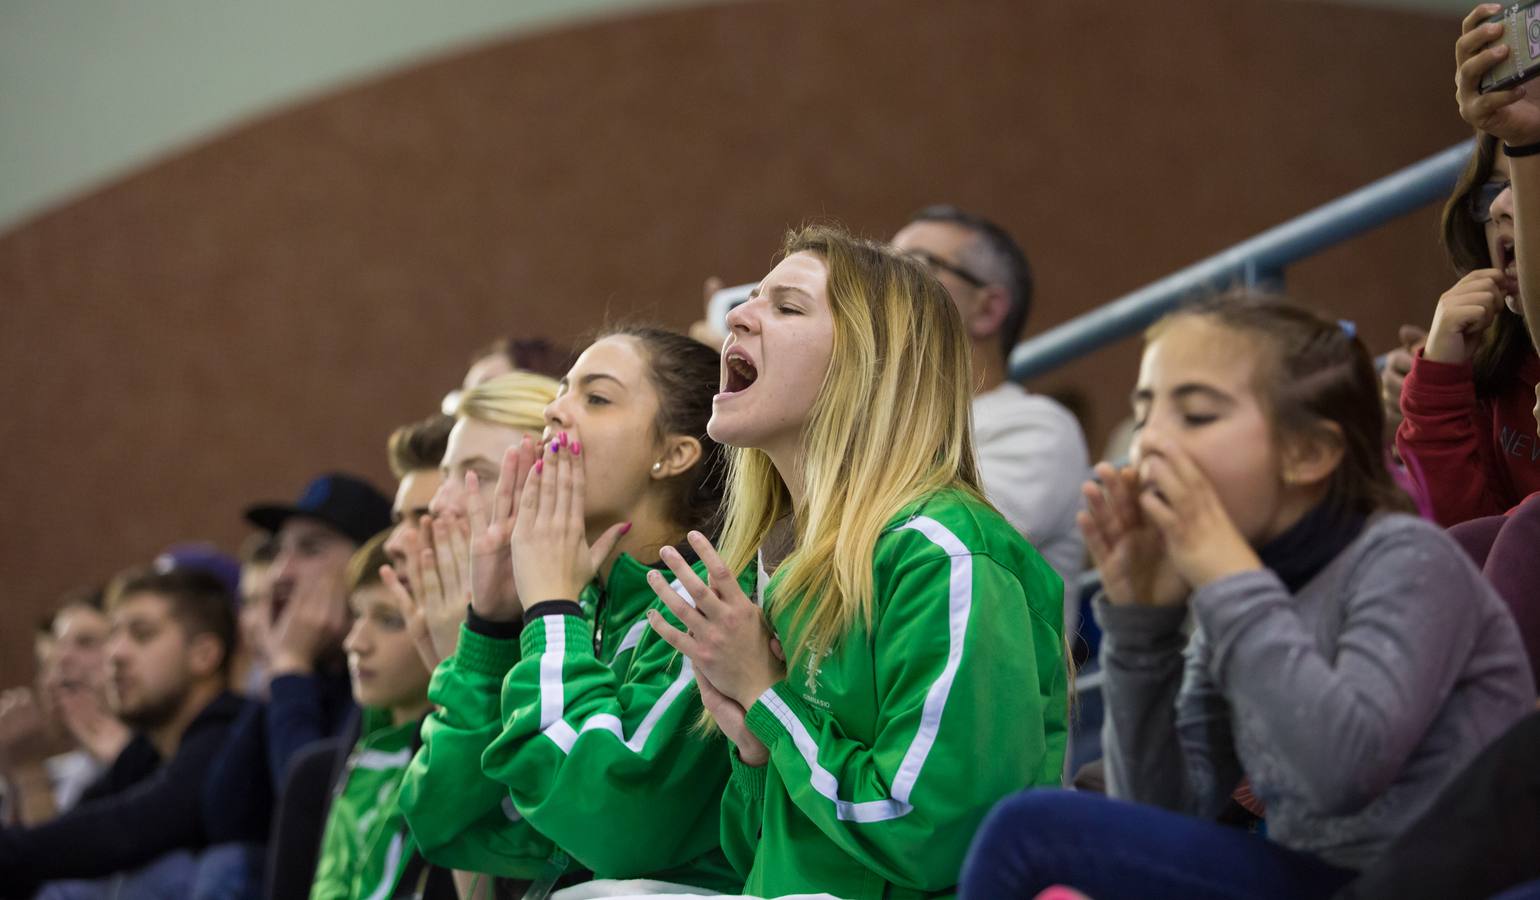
left=454, top=370, right=559, bottom=433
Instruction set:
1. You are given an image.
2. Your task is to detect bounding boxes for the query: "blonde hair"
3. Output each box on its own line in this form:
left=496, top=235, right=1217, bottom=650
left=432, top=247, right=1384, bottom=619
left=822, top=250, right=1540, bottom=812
left=454, top=370, right=559, bottom=433
left=717, top=225, right=987, bottom=668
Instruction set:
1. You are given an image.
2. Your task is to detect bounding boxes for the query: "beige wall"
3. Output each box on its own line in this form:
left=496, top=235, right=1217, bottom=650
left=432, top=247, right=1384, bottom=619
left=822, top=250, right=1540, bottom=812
left=0, top=0, right=1468, bottom=687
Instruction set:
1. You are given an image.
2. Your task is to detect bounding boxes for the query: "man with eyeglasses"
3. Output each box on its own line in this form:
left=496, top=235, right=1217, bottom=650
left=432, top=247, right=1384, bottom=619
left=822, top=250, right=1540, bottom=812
left=892, top=206, right=1091, bottom=608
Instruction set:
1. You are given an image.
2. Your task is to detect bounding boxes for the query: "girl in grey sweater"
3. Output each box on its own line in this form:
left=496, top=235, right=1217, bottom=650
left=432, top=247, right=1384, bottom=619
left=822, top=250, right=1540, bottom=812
left=960, top=294, right=1534, bottom=900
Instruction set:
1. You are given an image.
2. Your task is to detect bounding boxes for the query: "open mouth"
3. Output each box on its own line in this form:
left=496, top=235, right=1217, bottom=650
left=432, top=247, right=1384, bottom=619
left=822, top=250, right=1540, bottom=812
left=722, top=351, right=758, bottom=395
left=1500, top=237, right=1517, bottom=281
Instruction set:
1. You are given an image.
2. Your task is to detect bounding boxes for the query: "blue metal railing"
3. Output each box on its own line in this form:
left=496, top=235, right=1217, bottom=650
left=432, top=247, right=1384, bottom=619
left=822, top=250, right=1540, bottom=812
left=1007, top=139, right=1476, bottom=382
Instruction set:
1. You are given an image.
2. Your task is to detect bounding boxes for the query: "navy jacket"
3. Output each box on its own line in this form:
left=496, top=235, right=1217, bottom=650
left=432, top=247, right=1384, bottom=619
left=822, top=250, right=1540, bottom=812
left=0, top=691, right=248, bottom=898
left=202, top=667, right=356, bottom=843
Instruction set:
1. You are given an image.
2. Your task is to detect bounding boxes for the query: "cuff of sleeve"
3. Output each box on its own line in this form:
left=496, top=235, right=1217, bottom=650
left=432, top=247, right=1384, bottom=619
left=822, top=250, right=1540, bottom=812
left=455, top=624, right=523, bottom=677
left=744, top=682, right=809, bottom=749
left=729, top=744, right=768, bottom=801
left=1091, top=594, right=1188, bottom=653
left=522, top=600, right=584, bottom=625
left=466, top=604, right=524, bottom=640
left=267, top=672, right=318, bottom=702
left=1405, top=353, right=1476, bottom=396
left=519, top=612, right=596, bottom=661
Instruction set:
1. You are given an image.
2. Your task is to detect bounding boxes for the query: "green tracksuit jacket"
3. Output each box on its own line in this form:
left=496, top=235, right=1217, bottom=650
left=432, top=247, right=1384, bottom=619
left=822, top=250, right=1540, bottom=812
left=478, top=552, right=748, bottom=891
left=398, top=624, right=566, bottom=880
left=310, top=709, right=423, bottom=900
left=722, top=489, right=1068, bottom=900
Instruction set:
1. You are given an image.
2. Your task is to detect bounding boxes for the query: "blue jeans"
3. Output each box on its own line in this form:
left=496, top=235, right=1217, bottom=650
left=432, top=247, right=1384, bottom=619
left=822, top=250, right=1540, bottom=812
left=960, top=789, right=1354, bottom=900
left=34, top=850, right=196, bottom=900
left=189, top=842, right=265, bottom=900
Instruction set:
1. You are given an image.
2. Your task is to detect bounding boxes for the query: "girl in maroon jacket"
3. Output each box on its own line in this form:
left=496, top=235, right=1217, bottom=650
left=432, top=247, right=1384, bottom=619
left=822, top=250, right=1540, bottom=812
left=1396, top=131, right=1540, bottom=528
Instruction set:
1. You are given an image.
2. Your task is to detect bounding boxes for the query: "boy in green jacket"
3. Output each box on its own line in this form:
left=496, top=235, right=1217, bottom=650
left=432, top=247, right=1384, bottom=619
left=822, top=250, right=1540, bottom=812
left=310, top=535, right=445, bottom=899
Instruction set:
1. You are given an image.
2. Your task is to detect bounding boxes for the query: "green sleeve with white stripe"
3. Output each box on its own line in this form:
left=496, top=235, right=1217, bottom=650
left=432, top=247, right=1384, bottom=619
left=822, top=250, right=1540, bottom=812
left=742, top=552, right=1060, bottom=891
left=480, top=604, right=732, bottom=881
left=718, top=748, right=766, bottom=879
left=397, top=626, right=556, bottom=879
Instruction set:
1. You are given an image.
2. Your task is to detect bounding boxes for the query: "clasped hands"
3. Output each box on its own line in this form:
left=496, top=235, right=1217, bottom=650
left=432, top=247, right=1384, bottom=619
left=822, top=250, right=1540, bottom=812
left=646, top=531, right=786, bottom=767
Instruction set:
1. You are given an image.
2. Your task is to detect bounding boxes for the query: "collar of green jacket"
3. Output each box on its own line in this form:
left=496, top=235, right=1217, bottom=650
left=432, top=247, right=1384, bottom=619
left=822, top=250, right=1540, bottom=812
left=587, top=549, right=694, bottom=621
left=356, top=707, right=423, bottom=754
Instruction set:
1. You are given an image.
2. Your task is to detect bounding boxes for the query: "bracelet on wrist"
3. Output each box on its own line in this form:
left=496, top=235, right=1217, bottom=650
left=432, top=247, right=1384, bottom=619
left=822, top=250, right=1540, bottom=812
left=1503, top=141, right=1540, bottom=157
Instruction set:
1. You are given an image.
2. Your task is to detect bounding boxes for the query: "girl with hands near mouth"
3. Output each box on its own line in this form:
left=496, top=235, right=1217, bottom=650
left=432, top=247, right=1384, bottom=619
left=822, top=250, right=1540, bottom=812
left=503, top=432, right=630, bottom=611
left=383, top=433, right=541, bottom=671
left=1391, top=130, right=1539, bottom=526
left=1077, top=462, right=1188, bottom=609
left=960, top=294, right=1535, bottom=900
left=653, top=226, right=1067, bottom=900
left=1435, top=7, right=1540, bottom=507
left=393, top=371, right=571, bottom=889
left=424, top=328, right=750, bottom=895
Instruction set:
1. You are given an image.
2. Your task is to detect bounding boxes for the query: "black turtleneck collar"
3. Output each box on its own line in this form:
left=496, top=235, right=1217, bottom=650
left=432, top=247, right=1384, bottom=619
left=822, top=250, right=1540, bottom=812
left=1257, top=501, right=1367, bottom=593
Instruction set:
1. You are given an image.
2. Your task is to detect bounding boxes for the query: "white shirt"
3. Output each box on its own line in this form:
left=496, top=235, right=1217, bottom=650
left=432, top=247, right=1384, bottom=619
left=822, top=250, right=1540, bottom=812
left=971, top=382, right=1090, bottom=626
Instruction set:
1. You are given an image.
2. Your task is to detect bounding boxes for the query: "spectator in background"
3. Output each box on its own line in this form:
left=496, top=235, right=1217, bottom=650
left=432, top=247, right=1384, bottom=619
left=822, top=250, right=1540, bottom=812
left=202, top=474, right=392, bottom=849
left=1392, top=132, right=1539, bottom=527
left=258, top=418, right=452, bottom=900
left=0, top=591, right=121, bottom=829
left=0, top=618, right=72, bottom=827
left=155, top=545, right=245, bottom=690
left=961, top=295, right=1534, bottom=899
left=0, top=568, right=245, bottom=899
left=891, top=206, right=1090, bottom=610
left=308, top=534, right=448, bottom=900
left=1440, top=8, right=1540, bottom=688
left=233, top=534, right=278, bottom=698
left=393, top=372, right=568, bottom=895
left=381, top=413, right=454, bottom=590
left=45, top=591, right=132, bottom=773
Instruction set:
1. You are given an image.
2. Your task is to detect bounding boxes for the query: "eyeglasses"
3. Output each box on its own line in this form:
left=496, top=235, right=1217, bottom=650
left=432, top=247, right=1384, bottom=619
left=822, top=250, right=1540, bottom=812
left=909, top=251, right=987, bottom=289
left=1469, top=179, right=1510, bottom=224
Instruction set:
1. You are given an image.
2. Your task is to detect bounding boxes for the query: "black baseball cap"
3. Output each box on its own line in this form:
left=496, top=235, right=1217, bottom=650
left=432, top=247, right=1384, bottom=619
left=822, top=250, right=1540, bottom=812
left=244, top=473, right=392, bottom=546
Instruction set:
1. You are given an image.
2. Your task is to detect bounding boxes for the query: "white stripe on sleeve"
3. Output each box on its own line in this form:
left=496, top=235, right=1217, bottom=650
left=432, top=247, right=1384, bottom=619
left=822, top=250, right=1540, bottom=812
left=755, top=515, right=974, bottom=823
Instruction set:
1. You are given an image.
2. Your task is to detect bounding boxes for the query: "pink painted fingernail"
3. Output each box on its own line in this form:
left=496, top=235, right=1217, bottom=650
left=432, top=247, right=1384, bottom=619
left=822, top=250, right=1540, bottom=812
left=572, top=440, right=582, bottom=456
left=621, top=521, right=632, bottom=534
left=558, top=431, right=569, bottom=447
left=534, top=459, right=544, bottom=474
